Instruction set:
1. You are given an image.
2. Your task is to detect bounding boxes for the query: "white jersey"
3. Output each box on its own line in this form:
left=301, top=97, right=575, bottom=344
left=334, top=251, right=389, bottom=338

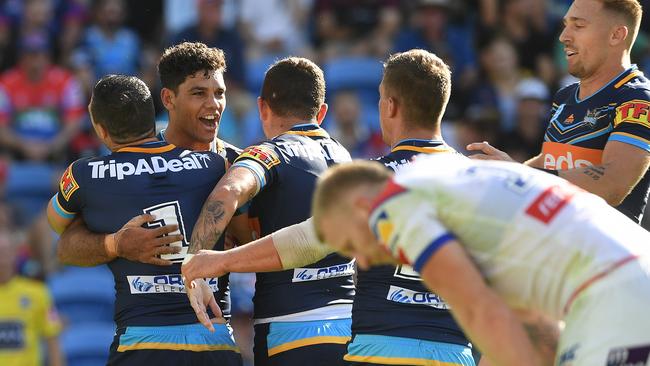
left=369, top=154, right=650, bottom=321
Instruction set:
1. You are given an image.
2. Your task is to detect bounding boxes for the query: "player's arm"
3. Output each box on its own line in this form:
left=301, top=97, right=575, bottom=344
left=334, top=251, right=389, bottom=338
left=48, top=162, right=182, bottom=266
left=558, top=140, right=649, bottom=206
left=187, top=166, right=259, bottom=255
left=46, top=336, right=64, bottom=366
left=418, top=241, right=542, bottom=366
left=377, top=195, right=542, bottom=365
left=182, top=218, right=332, bottom=282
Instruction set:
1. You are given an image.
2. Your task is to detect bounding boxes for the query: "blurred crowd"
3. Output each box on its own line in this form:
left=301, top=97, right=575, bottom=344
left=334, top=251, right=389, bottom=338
left=1, top=0, right=650, bottom=365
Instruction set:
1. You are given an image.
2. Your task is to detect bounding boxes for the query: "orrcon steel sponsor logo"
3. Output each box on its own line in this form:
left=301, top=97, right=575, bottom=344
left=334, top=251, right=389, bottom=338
left=386, top=285, right=449, bottom=309
left=292, top=260, right=355, bottom=283
left=127, top=275, right=219, bottom=294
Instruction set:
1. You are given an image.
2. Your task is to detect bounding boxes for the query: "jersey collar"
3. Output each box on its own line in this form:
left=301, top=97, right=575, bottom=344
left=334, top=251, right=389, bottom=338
left=390, top=139, right=450, bottom=154
left=117, top=141, right=176, bottom=154
left=575, top=64, right=640, bottom=103
left=283, top=123, right=330, bottom=138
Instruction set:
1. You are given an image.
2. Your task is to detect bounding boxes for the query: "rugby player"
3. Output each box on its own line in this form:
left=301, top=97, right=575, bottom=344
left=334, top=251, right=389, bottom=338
left=46, top=75, right=242, bottom=365
left=312, top=156, right=650, bottom=366
left=467, top=0, right=650, bottom=224
left=183, top=50, right=476, bottom=365
left=183, top=57, right=354, bottom=366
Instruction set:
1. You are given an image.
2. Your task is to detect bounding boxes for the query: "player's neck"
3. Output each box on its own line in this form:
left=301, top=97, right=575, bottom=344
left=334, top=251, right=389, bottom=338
left=163, top=125, right=212, bottom=151
left=110, top=137, right=159, bottom=151
left=390, top=123, right=442, bottom=146
left=578, top=58, right=631, bottom=100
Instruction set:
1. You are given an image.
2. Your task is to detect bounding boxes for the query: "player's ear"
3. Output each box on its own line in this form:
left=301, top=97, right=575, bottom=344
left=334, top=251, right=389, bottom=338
left=610, top=24, right=629, bottom=47
left=387, top=96, right=398, bottom=119
left=316, top=103, right=328, bottom=125
left=161, top=88, right=175, bottom=111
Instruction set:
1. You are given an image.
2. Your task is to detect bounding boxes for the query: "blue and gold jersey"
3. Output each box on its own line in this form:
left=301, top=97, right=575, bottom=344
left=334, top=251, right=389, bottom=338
left=157, top=129, right=242, bottom=165
left=543, top=66, right=650, bottom=223
left=52, top=141, right=228, bottom=328
left=232, top=123, right=355, bottom=320
left=351, top=139, right=469, bottom=345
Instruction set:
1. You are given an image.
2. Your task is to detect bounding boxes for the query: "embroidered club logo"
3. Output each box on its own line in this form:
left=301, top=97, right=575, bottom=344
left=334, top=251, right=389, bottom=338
left=60, top=165, right=79, bottom=201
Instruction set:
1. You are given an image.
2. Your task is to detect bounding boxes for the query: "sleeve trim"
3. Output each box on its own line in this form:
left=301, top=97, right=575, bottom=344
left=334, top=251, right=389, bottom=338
left=52, top=194, right=76, bottom=219
left=232, top=160, right=266, bottom=193
left=609, top=132, right=650, bottom=153
left=413, top=233, right=455, bottom=273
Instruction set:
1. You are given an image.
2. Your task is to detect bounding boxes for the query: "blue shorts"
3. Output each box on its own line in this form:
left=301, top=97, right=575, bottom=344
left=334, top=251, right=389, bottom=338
left=107, top=323, right=242, bottom=366
left=345, top=334, right=475, bottom=366
left=253, top=319, right=351, bottom=366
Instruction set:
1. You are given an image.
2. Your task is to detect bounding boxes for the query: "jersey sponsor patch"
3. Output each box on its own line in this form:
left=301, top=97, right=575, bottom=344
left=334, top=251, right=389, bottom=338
left=606, top=343, right=650, bottom=366
left=541, top=142, right=602, bottom=170
left=615, top=99, right=650, bottom=128
left=393, top=265, right=422, bottom=281
left=386, top=285, right=449, bottom=309
left=292, top=260, right=355, bottom=283
left=237, top=145, right=280, bottom=170
left=127, top=275, right=219, bottom=294
left=0, top=321, right=25, bottom=349
left=59, top=164, right=79, bottom=201
left=525, top=184, right=577, bottom=224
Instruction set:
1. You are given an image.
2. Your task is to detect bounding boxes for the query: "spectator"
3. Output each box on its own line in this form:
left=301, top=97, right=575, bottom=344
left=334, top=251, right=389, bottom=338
left=501, top=78, right=549, bottom=162
left=2, top=0, right=56, bottom=70
left=239, top=0, right=313, bottom=59
left=170, top=0, right=245, bottom=87
left=394, top=0, right=477, bottom=86
left=471, top=36, right=522, bottom=132
left=329, top=90, right=387, bottom=158
left=314, top=0, right=400, bottom=59
left=79, top=0, right=140, bottom=79
left=0, top=231, right=63, bottom=366
left=0, top=33, right=84, bottom=163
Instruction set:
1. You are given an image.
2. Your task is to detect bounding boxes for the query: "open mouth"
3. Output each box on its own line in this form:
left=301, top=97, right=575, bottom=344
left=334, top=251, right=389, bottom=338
left=565, top=49, right=577, bottom=58
left=199, top=115, right=219, bottom=130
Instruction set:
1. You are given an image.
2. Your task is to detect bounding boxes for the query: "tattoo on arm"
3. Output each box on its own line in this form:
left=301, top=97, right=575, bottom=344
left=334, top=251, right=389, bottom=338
left=189, top=200, right=226, bottom=254
left=583, top=165, right=605, bottom=181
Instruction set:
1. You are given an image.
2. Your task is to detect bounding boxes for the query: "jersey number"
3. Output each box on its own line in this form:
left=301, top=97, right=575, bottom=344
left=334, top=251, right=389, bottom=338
left=143, top=201, right=188, bottom=263
left=393, top=265, right=422, bottom=281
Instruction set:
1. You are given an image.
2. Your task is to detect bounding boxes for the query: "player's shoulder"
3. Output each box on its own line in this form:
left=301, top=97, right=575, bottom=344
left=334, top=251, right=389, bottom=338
left=235, top=142, right=281, bottom=169
left=12, top=276, right=49, bottom=297
left=552, top=82, right=579, bottom=103
left=615, top=72, right=650, bottom=101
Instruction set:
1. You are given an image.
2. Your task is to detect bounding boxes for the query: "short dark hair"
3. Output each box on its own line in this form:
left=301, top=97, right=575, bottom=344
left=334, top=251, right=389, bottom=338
left=158, top=42, right=226, bottom=92
left=90, top=75, right=155, bottom=143
left=382, top=49, right=451, bottom=129
left=260, top=57, right=325, bottom=120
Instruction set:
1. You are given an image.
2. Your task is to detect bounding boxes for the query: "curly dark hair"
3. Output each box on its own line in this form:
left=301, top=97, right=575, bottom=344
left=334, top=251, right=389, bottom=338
left=158, top=42, right=227, bottom=92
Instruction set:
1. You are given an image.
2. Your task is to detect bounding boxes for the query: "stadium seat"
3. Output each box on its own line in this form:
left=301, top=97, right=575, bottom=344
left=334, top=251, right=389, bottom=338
left=48, top=266, right=115, bottom=325
left=324, top=57, right=384, bottom=94
left=5, top=163, right=59, bottom=224
left=61, top=322, right=115, bottom=366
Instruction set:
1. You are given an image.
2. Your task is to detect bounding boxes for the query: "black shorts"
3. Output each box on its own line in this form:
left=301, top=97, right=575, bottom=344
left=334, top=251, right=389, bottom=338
left=253, top=320, right=351, bottom=366
left=107, top=323, right=242, bottom=366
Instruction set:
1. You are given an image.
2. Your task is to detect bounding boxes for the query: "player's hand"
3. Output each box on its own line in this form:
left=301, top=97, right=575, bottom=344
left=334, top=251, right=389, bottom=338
left=181, top=250, right=227, bottom=283
left=185, top=278, right=222, bottom=332
left=113, top=214, right=183, bottom=266
left=466, top=141, right=515, bottom=162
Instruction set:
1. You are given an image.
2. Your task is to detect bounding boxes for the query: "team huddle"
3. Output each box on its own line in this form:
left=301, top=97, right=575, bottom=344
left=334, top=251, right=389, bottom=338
left=45, top=0, right=650, bottom=365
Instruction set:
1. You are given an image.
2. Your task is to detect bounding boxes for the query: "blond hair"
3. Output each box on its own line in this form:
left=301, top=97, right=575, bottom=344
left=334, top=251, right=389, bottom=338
left=601, top=0, right=643, bottom=47
left=312, top=161, right=392, bottom=239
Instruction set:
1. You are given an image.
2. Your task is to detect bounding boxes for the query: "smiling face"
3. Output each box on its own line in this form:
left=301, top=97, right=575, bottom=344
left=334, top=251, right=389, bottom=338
left=165, top=70, right=226, bottom=147
left=559, top=0, right=618, bottom=79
